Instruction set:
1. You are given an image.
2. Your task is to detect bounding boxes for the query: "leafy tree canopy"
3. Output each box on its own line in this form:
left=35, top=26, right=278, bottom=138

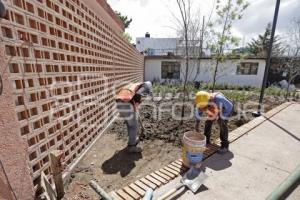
left=115, top=11, right=132, bottom=29
left=248, top=23, right=284, bottom=57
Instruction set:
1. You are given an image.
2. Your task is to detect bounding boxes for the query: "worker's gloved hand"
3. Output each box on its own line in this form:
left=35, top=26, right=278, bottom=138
left=0, top=0, right=6, bottom=18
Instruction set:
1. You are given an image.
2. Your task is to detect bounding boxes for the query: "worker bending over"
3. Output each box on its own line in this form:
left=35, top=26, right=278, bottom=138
left=116, top=82, right=152, bottom=153
left=195, top=91, right=233, bottom=154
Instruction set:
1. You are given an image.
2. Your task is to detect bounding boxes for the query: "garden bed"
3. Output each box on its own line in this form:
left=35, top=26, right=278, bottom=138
left=111, top=93, right=285, bottom=145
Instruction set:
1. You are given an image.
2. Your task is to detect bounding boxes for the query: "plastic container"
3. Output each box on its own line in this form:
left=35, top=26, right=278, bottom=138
left=182, top=131, right=206, bottom=168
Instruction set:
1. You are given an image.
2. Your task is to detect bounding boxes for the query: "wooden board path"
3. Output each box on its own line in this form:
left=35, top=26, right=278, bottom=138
left=112, top=144, right=219, bottom=200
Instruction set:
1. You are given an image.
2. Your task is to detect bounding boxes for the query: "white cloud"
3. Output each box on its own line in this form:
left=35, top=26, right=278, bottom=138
left=108, top=0, right=300, bottom=44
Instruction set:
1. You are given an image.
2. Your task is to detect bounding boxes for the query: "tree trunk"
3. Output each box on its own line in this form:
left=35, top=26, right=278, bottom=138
left=285, top=69, right=291, bottom=100
left=181, top=26, right=190, bottom=123
left=211, top=0, right=230, bottom=92
left=194, top=16, right=205, bottom=81
left=212, top=59, right=219, bottom=92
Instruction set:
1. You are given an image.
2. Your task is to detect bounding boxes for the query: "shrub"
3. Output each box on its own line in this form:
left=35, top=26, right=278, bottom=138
left=265, top=86, right=282, bottom=96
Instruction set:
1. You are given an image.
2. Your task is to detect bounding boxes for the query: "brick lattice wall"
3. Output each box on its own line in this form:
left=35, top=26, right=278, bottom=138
left=0, top=0, right=143, bottom=187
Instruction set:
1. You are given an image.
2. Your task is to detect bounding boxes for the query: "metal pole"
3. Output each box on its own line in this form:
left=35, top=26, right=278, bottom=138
left=90, top=180, right=113, bottom=200
left=257, top=0, right=281, bottom=115
left=266, top=165, right=300, bottom=200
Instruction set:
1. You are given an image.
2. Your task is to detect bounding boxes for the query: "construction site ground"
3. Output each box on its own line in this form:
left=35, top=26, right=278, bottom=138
left=153, top=102, right=300, bottom=200
left=64, top=95, right=287, bottom=199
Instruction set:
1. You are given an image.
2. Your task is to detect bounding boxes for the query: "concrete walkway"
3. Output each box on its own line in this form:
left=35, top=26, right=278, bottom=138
left=153, top=103, right=300, bottom=200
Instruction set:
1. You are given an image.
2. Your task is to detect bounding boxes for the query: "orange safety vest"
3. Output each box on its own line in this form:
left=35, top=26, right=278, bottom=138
left=116, top=83, right=143, bottom=103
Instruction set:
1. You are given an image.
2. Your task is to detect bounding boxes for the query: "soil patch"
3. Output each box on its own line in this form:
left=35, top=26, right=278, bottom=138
left=63, top=135, right=181, bottom=200
left=110, top=95, right=285, bottom=145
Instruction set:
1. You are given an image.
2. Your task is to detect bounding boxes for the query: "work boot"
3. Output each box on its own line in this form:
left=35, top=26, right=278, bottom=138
left=127, top=145, right=142, bottom=153
left=217, top=147, right=229, bottom=154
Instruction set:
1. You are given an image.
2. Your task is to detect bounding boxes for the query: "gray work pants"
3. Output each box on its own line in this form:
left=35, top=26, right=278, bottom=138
left=116, top=102, right=138, bottom=146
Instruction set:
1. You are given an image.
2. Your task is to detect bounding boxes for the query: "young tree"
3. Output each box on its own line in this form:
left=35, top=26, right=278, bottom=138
left=173, top=1, right=215, bottom=82
left=283, top=18, right=300, bottom=99
left=171, top=0, right=215, bottom=122
left=175, top=0, right=191, bottom=121
left=248, top=23, right=284, bottom=57
left=209, top=0, right=249, bottom=92
left=115, top=11, right=132, bottom=29
left=193, top=2, right=216, bottom=82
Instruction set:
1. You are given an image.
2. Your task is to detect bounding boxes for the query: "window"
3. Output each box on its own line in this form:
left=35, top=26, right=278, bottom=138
left=161, top=61, right=181, bottom=79
left=236, top=62, right=259, bottom=75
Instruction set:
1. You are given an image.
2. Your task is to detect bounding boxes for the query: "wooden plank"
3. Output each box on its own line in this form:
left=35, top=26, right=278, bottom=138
left=117, top=189, right=134, bottom=200
left=167, top=164, right=181, bottom=172
left=159, top=168, right=176, bottom=178
left=164, top=166, right=180, bottom=175
left=173, top=161, right=187, bottom=171
left=109, top=191, right=123, bottom=200
left=135, top=180, right=151, bottom=191
left=155, top=171, right=171, bottom=181
left=212, top=144, right=220, bottom=149
left=174, top=160, right=183, bottom=165
left=129, top=183, right=146, bottom=197
left=150, top=173, right=167, bottom=184
left=173, top=162, right=188, bottom=172
left=171, top=161, right=183, bottom=168
left=207, top=148, right=216, bottom=153
left=40, top=172, right=56, bottom=200
left=145, top=175, right=162, bottom=187
left=140, top=178, right=157, bottom=190
left=50, top=150, right=64, bottom=200
left=123, top=186, right=140, bottom=200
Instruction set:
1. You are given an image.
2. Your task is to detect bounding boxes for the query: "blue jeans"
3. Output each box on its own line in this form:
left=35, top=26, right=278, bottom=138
left=117, top=102, right=138, bottom=146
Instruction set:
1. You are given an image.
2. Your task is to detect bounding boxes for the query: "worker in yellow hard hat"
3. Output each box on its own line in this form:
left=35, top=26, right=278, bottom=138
left=195, top=91, right=233, bottom=154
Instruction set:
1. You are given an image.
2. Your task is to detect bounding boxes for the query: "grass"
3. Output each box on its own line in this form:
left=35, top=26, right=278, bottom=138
left=222, top=90, right=251, bottom=103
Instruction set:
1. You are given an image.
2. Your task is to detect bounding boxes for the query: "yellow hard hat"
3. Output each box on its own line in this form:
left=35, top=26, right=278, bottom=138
left=195, top=91, right=210, bottom=109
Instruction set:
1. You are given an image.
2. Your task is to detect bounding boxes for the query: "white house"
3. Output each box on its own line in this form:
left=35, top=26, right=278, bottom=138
left=136, top=34, right=179, bottom=56
left=137, top=35, right=267, bottom=87
left=144, top=56, right=266, bottom=86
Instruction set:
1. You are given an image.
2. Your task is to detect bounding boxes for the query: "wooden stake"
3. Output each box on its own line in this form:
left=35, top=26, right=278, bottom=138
left=50, top=150, right=64, bottom=200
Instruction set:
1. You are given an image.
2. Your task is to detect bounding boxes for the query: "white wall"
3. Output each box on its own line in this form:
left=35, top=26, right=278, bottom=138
left=145, top=58, right=266, bottom=87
